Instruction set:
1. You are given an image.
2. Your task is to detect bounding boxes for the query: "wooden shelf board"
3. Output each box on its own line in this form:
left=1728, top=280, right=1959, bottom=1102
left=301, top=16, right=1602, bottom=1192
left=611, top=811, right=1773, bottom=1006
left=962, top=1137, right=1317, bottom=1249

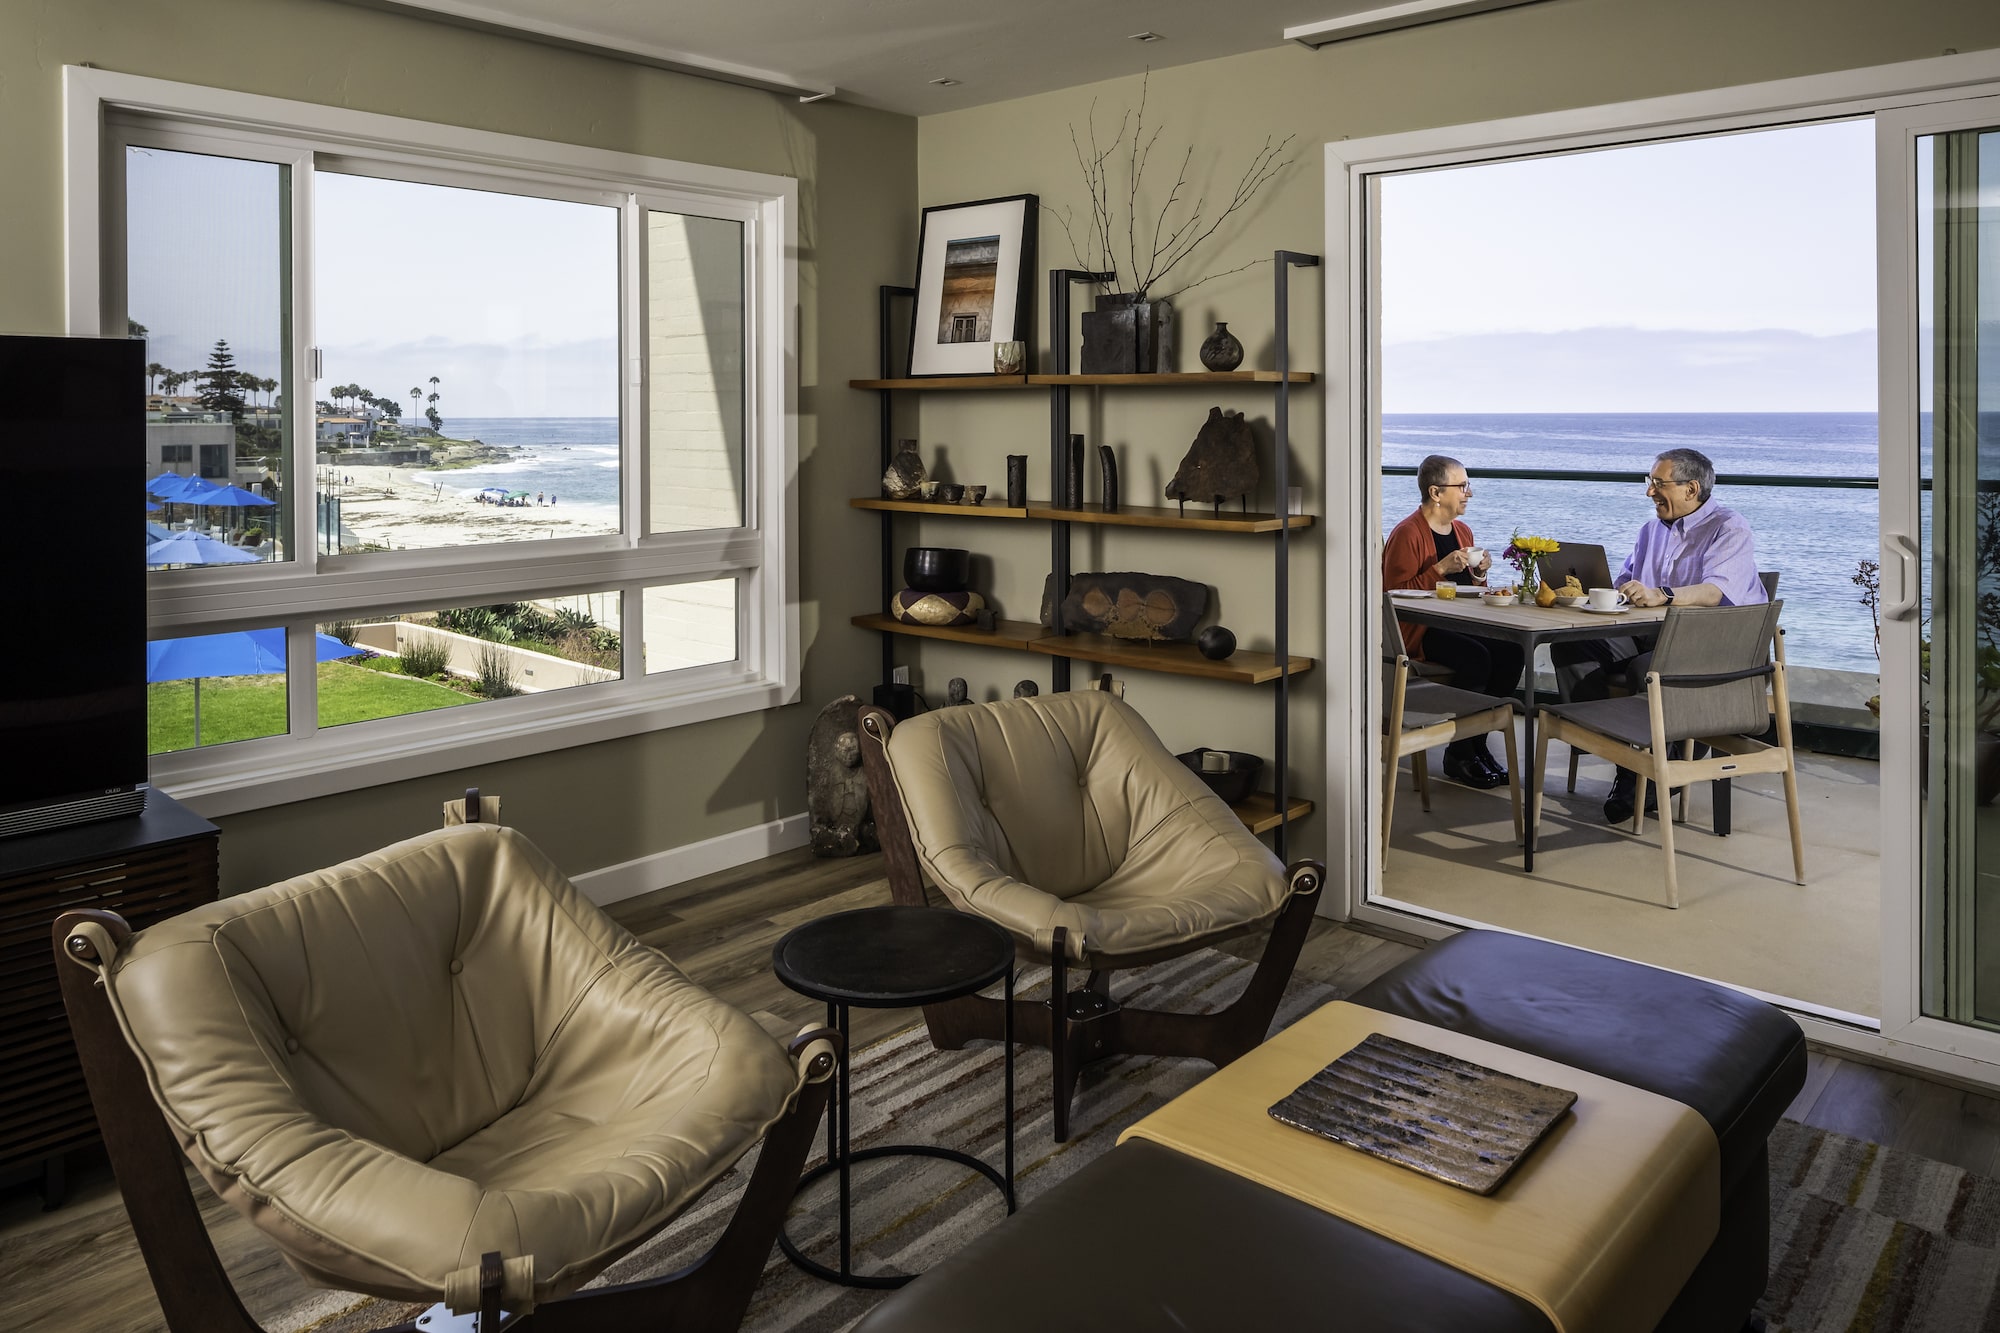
left=1029, top=371, right=1315, bottom=386
left=852, top=613, right=1042, bottom=651
left=849, top=376, right=1032, bottom=390
left=1233, top=793, right=1315, bottom=836
left=1029, top=632, right=1315, bottom=684
left=851, top=498, right=1029, bottom=518
left=1028, top=502, right=1316, bottom=533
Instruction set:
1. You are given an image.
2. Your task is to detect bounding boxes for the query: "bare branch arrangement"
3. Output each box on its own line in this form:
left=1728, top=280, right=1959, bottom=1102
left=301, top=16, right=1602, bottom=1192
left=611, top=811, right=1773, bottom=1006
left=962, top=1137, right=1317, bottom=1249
left=1049, top=73, right=1296, bottom=303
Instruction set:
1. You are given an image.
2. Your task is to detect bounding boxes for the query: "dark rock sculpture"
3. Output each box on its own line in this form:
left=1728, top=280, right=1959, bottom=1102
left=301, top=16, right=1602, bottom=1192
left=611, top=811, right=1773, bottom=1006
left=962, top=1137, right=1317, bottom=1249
left=1065, top=434, right=1085, bottom=509
left=1013, top=679, right=1039, bottom=697
left=1041, top=571, right=1209, bottom=643
left=1165, top=407, right=1259, bottom=514
left=1198, top=625, right=1238, bottom=660
left=1006, top=455, right=1028, bottom=508
left=882, top=441, right=925, bottom=500
left=946, top=678, right=971, bottom=706
left=807, top=694, right=876, bottom=857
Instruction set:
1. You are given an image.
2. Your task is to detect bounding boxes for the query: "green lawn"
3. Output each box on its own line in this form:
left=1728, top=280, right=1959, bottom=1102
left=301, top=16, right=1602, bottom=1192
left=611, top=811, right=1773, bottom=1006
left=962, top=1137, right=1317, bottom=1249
left=148, top=660, right=472, bottom=754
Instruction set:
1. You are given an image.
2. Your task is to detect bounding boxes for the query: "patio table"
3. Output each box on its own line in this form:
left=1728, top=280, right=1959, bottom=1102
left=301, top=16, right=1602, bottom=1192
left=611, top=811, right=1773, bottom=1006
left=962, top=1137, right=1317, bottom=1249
left=1388, top=594, right=1667, bottom=871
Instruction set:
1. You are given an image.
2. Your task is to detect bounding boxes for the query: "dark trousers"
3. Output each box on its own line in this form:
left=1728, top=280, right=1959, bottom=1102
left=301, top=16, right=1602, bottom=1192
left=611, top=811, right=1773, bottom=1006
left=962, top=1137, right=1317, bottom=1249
left=1549, top=634, right=1658, bottom=702
left=1421, top=629, right=1525, bottom=760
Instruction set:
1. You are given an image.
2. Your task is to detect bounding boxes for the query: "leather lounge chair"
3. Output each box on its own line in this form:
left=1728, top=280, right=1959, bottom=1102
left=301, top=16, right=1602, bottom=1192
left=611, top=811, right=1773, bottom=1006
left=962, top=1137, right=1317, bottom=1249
left=857, top=690, right=1324, bottom=1142
left=52, top=822, right=838, bottom=1333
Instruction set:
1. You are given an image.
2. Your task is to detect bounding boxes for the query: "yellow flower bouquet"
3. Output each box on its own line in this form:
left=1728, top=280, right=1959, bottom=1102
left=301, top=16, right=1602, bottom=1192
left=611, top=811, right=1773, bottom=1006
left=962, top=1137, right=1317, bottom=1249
left=1503, top=532, right=1561, bottom=597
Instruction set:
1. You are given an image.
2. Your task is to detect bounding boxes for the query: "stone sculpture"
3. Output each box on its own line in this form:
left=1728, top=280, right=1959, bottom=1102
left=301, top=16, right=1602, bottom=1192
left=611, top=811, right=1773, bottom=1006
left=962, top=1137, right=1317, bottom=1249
left=882, top=441, right=926, bottom=500
left=1165, top=407, right=1259, bottom=514
left=1041, top=571, right=1209, bottom=643
left=1013, top=679, right=1039, bottom=698
left=806, top=694, right=876, bottom=857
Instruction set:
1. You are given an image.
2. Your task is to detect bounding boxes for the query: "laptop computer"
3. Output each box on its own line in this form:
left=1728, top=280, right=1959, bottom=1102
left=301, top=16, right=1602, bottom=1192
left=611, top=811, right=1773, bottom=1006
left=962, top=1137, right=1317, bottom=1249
left=1538, top=542, right=1615, bottom=593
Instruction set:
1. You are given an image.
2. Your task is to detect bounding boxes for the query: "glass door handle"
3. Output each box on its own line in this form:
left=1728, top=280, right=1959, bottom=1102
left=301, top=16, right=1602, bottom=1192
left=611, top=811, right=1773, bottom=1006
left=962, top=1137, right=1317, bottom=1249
left=1883, top=532, right=1920, bottom=620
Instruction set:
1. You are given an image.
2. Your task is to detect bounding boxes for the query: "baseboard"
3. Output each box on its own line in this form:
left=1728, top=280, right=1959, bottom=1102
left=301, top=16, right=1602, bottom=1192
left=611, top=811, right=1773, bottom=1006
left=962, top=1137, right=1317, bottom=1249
left=573, top=812, right=810, bottom=907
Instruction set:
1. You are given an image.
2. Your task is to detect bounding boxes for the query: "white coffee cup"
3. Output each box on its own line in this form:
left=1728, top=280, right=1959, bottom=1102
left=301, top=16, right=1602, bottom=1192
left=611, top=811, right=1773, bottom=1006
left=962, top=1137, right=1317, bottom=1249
left=1463, top=547, right=1486, bottom=569
left=1586, top=586, right=1626, bottom=611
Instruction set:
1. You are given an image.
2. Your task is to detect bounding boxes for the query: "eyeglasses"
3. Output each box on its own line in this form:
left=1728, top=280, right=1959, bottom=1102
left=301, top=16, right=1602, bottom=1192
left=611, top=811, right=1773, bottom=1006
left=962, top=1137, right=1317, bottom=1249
left=1644, top=474, right=1685, bottom=493
left=1437, top=481, right=1473, bottom=495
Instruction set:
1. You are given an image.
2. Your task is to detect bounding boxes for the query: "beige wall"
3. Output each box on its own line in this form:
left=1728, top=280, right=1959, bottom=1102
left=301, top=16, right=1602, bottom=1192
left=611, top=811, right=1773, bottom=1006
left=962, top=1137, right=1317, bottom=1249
left=910, top=0, right=2000, bottom=865
left=0, top=0, right=912, bottom=891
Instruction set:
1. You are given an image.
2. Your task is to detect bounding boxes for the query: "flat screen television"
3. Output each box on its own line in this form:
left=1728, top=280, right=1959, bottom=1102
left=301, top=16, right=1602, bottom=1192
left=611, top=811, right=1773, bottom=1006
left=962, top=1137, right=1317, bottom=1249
left=0, top=334, right=148, bottom=838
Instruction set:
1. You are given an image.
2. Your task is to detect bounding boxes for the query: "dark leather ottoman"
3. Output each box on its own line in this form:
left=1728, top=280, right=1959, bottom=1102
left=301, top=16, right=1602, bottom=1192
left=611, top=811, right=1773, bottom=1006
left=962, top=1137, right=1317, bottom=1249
left=852, top=929, right=1807, bottom=1333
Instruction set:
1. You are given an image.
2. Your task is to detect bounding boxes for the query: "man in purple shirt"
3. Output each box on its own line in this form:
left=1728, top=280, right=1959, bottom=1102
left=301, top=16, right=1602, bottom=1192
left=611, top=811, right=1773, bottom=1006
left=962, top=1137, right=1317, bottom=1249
left=1553, top=447, right=1767, bottom=823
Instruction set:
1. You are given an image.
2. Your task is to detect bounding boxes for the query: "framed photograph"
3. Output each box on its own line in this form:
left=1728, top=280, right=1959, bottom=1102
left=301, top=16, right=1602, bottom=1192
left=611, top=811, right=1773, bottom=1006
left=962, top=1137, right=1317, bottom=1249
left=908, top=194, right=1037, bottom=377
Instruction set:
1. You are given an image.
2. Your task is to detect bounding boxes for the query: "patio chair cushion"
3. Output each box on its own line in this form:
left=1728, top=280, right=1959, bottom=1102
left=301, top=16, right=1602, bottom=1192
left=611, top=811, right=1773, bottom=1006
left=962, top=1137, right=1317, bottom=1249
left=1542, top=695, right=1660, bottom=750
left=92, top=824, right=803, bottom=1306
left=883, top=690, right=1290, bottom=963
left=1396, top=681, right=1517, bottom=730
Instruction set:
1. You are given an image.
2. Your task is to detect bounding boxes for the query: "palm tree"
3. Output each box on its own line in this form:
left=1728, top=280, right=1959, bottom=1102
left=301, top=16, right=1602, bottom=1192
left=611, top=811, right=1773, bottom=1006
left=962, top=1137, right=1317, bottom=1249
left=262, top=377, right=279, bottom=407
left=410, top=387, right=422, bottom=423
left=145, top=362, right=165, bottom=395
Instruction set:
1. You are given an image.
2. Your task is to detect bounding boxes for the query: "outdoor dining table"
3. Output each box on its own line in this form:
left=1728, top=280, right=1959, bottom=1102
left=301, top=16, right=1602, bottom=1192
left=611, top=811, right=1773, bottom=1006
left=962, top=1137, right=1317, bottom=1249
left=1389, top=593, right=1668, bottom=871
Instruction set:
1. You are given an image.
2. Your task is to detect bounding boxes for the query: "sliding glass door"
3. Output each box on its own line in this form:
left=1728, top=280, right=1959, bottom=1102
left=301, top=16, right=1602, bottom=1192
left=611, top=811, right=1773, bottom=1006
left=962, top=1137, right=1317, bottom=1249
left=1883, top=100, right=2000, bottom=1048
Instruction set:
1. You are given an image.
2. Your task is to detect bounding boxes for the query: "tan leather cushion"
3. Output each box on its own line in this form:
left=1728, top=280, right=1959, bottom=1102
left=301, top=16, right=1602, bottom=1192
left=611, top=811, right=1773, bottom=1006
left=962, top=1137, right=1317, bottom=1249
left=884, top=692, right=1290, bottom=962
left=96, top=824, right=801, bottom=1306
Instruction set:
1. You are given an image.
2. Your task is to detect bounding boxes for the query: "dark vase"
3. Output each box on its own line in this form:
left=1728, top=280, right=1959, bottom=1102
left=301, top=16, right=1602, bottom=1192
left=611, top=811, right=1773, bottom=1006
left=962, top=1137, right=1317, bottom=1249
left=1065, top=434, right=1085, bottom=509
left=1006, top=454, right=1028, bottom=508
left=1098, top=445, right=1120, bottom=513
left=1080, top=293, right=1176, bottom=374
left=1199, top=322, right=1245, bottom=373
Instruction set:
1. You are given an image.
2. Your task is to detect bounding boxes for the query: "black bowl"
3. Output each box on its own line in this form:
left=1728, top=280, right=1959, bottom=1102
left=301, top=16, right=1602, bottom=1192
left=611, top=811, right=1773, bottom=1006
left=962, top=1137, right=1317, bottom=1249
left=1175, top=749, right=1263, bottom=807
left=904, top=546, right=971, bottom=593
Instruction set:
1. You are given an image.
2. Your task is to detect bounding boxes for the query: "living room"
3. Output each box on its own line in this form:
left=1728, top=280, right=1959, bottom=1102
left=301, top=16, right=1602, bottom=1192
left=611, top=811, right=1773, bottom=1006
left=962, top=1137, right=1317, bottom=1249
left=5, top=1, right=2000, bottom=1330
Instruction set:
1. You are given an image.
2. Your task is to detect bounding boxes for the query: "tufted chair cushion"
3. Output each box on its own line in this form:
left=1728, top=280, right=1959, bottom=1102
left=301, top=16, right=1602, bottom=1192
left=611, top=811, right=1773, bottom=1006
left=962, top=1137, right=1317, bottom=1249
left=91, top=823, right=804, bottom=1308
left=883, top=691, right=1290, bottom=963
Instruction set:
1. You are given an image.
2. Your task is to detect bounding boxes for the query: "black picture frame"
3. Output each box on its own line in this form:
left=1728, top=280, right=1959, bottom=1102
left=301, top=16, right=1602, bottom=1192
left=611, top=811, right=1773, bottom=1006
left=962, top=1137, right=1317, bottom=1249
left=907, top=194, right=1037, bottom=378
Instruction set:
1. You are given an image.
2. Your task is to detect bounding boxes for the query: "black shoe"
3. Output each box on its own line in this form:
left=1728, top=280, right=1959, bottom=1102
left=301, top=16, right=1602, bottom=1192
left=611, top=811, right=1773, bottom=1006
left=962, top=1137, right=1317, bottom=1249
left=1443, top=750, right=1507, bottom=790
left=1603, top=776, right=1659, bottom=826
left=1471, top=749, right=1510, bottom=785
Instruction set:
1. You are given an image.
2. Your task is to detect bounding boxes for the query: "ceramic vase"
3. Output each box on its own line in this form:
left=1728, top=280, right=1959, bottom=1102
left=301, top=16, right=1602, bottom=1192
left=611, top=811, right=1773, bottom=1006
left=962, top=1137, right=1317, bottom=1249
left=1198, top=322, right=1245, bottom=373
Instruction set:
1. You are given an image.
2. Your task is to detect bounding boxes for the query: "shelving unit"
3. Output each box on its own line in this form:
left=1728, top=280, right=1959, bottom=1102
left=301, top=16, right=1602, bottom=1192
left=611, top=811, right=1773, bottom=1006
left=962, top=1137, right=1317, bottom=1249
left=854, top=254, right=1321, bottom=856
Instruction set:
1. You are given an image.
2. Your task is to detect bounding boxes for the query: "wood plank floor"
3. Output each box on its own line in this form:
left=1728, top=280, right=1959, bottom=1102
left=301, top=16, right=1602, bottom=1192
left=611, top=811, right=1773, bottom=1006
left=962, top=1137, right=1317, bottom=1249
left=0, top=845, right=1994, bottom=1331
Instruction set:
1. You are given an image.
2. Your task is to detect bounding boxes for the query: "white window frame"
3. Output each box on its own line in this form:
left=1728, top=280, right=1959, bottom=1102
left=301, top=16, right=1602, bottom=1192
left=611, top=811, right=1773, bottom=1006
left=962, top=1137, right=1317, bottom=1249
left=1323, top=49, right=2000, bottom=1087
left=65, top=66, right=799, bottom=817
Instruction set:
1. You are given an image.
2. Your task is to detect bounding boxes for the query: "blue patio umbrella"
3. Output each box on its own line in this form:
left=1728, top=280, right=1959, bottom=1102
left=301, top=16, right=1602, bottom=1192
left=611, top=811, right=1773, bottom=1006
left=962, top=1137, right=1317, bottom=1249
left=200, top=484, right=276, bottom=508
left=147, top=629, right=365, bottom=746
left=145, top=530, right=261, bottom=567
left=147, top=472, right=220, bottom=501
left=146, top=521, right=173, bottom=541
left=145, top=499, right=161, bottom=512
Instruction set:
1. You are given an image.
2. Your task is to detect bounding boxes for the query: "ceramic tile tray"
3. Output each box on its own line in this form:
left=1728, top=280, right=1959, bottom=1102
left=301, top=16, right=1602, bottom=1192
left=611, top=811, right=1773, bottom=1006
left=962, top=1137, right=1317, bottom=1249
left=1267, top=1032, right=1576, bottom=1195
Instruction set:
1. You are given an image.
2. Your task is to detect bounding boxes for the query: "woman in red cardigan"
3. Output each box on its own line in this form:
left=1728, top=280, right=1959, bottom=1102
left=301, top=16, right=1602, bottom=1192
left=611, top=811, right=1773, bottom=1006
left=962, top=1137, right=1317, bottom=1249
left=1383, top=455, right=1523, bottom=789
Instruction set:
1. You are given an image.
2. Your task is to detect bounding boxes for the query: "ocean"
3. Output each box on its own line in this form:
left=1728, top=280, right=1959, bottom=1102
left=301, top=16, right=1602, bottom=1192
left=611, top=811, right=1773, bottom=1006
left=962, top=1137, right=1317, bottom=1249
left=1383, top=413, right=1890, bottom=674
left=410, top=413, right=1901, bottom=675
left=412, top=417, right=621, bottom=516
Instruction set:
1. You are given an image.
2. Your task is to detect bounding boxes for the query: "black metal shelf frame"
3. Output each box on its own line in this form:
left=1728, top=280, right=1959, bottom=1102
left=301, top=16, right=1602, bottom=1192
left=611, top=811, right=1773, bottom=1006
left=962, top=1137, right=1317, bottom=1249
left=865, top=252, right=1321, bottom=859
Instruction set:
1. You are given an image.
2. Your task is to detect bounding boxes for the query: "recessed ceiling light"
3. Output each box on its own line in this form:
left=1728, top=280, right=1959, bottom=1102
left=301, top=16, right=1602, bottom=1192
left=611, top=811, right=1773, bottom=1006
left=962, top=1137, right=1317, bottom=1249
left=1129, top=31, right=1163, bottom=42
left=929, top=77, right=961, bottom=87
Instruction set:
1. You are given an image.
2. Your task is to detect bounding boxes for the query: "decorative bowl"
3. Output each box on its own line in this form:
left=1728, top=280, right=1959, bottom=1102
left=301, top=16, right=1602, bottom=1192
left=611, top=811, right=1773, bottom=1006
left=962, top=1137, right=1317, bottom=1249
left=1553, top=594, right=1585, bottom=607
left=1482, top=593, right=1518, bottom=607
left=903, top=546, right=971, bottom=593
left=1175, top=748, right=1263, bottom=807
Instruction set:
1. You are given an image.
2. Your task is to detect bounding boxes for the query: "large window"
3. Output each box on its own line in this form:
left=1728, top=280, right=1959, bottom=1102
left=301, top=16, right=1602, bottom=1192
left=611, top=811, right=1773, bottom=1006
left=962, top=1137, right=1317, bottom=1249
left=71, top=69, right=797, bottom=813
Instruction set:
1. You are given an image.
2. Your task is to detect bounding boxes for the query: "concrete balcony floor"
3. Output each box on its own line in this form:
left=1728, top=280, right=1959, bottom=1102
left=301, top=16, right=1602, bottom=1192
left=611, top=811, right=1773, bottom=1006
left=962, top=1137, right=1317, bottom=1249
left=1378, top=731, right=1881, bottom=1020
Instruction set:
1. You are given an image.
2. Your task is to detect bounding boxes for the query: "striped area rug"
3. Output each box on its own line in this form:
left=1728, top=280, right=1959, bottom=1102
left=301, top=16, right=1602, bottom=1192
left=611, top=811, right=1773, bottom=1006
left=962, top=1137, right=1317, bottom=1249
left=1762, top=1118, right=2000, bottom=1332
left=279, top=947, right=1335, bottom=1333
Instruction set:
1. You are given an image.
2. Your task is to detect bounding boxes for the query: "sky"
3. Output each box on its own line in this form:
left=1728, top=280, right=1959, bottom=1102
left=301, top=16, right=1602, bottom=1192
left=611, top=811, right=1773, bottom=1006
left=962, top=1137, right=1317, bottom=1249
left=1379, top=118, right=1880, bottom=413
left=125, top=147, right=620, bottom=417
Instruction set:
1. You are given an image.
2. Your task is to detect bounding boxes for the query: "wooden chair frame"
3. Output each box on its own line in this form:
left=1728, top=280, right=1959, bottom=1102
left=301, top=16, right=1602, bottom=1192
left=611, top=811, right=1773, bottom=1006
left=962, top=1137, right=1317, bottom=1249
left=856, top=705, right=1324, bottom=1143
left=1382, top=648, right=1522, bottom=859
left=51, top=909, right=840, bottom=1333
left=1532, top=626, right=1805, bottom=909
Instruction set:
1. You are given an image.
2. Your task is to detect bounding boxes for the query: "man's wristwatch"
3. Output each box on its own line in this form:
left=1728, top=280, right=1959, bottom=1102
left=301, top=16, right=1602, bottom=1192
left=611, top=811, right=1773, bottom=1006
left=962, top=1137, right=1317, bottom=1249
left=1661, top=586, right=1675, bottom=606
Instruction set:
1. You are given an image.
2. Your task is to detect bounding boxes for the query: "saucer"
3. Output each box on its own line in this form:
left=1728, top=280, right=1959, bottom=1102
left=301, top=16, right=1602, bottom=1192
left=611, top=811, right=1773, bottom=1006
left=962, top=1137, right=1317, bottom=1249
left=1577, top=602, right=1630, bottom=614
left=1387, top=589, right=1432, bottom=600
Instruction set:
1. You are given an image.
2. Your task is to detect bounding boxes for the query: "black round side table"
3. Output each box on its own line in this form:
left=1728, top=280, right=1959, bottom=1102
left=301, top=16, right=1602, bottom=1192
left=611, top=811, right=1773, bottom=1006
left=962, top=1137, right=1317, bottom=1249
left=770, top=904, right=1015, bottom=1288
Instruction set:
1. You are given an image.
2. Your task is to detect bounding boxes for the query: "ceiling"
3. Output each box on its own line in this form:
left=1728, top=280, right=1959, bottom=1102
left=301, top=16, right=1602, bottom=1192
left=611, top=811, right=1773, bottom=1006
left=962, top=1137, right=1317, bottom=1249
left=365, top=0, right=1393, bottom=113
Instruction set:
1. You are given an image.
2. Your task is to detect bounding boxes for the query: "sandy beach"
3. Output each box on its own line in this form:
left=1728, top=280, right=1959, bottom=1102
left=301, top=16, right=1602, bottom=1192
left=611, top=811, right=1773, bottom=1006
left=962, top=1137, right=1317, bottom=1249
left=331, top=467, right=618, bottom=550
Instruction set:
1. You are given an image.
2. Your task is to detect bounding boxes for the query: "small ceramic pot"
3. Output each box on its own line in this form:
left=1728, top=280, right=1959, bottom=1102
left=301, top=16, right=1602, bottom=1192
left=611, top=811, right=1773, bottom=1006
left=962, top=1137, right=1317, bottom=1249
left=935, top=482, right=965, bottom=504
left=1199, top=322, right=1245, bottom=373
left=965, top=484, right=988, bottom=505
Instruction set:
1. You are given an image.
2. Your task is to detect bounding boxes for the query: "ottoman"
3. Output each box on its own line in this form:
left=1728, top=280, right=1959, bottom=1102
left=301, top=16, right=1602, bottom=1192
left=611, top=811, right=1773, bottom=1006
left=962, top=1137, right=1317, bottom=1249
left=852, top=929, right=1807, bottom=1333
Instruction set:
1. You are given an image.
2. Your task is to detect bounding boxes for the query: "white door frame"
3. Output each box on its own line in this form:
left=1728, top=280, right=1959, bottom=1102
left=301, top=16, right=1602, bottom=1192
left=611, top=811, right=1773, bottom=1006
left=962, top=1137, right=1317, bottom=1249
left=1323, top=50, right=2000, bottom=1088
